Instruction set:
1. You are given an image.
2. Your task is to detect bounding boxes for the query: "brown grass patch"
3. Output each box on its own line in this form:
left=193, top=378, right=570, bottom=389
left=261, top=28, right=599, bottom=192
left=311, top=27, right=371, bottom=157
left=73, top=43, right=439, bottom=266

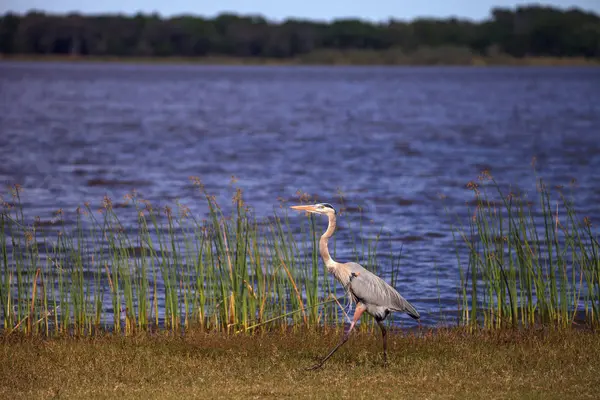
left=1, top=328, right=599, bottom=399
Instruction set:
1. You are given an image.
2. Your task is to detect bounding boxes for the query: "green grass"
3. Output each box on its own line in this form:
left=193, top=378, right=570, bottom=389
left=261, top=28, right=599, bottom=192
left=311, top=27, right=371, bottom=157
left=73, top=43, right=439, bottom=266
left=450, top=170, right=600, bottom=329
left=2, top=328, right=599, bottom=399
left=1, top=169, right=599, bottom=337
left=2, top=173, right=600, bottom=398
left=0, top=181, right=394, bottom=336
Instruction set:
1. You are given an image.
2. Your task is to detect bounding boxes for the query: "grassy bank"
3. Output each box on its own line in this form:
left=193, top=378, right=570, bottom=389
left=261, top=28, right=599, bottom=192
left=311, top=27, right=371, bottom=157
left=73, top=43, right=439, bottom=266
left=1, top=53, right=599, bottom=66
left=2, top=328, right=599, bottom=399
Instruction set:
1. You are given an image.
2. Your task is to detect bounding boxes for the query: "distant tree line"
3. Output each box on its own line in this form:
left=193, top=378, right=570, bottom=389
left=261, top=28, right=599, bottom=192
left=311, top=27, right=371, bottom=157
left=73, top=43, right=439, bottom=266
left=0, top=5, right=599, bottom=61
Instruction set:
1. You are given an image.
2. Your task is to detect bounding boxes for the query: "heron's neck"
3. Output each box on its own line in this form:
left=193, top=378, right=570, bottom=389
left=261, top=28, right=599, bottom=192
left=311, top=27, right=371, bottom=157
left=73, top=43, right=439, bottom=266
left=319, top=213, right=337, bottom=269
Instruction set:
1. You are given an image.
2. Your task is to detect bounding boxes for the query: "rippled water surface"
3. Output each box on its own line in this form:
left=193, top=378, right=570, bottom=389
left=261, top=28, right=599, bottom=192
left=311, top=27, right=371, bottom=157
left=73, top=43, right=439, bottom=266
left=1, top=62, right=599, bottom=325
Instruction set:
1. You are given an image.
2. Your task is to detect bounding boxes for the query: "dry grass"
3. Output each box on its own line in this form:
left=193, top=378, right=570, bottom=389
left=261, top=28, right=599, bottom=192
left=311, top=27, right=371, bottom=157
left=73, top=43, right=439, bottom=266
left=2, top=328, right=599, bottom=399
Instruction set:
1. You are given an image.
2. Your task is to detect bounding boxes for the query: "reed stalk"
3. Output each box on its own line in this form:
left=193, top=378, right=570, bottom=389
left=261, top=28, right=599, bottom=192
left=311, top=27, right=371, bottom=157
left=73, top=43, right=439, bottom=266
left=451, top=171, right=599, bottom=329
left=0, top=182, right=407, bottom=336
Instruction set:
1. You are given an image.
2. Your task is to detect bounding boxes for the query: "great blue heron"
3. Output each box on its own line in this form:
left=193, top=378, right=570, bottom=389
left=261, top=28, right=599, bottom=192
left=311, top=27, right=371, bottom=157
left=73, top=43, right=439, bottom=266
left=291, top=202, right=420, bottom=370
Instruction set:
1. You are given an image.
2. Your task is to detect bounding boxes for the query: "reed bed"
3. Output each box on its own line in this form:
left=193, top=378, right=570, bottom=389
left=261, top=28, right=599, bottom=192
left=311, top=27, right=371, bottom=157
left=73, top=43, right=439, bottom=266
left=2, top=169, right=598, bottom=337
left=0, top=180, right=395, bottom=336
left=452, top=170, right=600, bottom=329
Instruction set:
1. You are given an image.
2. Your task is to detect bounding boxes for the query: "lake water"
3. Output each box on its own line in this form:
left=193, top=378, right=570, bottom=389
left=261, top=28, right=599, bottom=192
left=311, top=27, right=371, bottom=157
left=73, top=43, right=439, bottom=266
left=1, top=62, right=599, bottom=327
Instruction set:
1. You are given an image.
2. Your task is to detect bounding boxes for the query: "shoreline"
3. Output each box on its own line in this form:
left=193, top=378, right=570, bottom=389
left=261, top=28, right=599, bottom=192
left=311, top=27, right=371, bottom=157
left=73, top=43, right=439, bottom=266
left=1, top=54, right=599, bottom=67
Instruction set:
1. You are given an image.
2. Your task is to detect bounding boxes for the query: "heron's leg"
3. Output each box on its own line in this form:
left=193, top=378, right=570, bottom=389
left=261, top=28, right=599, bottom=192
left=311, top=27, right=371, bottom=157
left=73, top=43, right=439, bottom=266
left=307, top=303, right=367, bottom=371
left=377, top=320, right=388, bottom=365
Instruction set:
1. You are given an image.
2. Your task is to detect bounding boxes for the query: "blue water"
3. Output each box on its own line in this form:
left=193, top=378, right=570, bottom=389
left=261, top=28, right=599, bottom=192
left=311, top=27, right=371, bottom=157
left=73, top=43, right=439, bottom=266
left=1, top=62, right=599, bottom=327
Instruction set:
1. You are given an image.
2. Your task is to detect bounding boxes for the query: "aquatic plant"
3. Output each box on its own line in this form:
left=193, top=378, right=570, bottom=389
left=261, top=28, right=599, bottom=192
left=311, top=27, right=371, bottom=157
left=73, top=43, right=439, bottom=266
left=0, top=180, right=395, bottom=336
left=2, top=167, right=598, bottom=337
left=451, top=169, right=600, bottom=329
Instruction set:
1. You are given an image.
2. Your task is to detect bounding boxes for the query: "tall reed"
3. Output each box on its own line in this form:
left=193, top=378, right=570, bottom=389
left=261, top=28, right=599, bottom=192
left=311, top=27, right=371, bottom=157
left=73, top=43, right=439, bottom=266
left=4, top=169, right=596, bottom=336
left=451, top=170, right=599, bottom=329
left=0, top=181, right=401, bottom=336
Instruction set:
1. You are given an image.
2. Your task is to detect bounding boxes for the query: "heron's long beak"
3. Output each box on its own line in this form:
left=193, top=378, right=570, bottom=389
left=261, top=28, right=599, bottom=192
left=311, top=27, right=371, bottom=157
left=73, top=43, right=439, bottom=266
left=290, top=205, right=319, bottom=214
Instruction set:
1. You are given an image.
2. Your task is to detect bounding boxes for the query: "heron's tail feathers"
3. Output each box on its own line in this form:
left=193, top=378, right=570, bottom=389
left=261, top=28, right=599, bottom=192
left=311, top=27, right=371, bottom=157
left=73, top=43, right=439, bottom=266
left=393, top=296, right=420, bottom=319
left=404, top=301, right=420, bottom=320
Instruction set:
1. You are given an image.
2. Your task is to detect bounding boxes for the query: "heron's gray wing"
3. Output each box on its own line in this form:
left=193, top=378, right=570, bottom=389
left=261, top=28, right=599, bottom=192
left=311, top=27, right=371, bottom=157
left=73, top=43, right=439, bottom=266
left=345, top=262, right=420, bottom=319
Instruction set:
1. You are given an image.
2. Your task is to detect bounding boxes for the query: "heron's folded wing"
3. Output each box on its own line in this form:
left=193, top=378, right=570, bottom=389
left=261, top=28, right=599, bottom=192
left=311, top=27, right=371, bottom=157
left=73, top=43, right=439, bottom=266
left=347, top=264, right=420, bottom=319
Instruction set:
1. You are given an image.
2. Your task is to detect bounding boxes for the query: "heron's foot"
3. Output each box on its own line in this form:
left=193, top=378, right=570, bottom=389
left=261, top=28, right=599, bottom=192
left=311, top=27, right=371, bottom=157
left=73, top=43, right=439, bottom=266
left=305, top=362, right=324, bottom=371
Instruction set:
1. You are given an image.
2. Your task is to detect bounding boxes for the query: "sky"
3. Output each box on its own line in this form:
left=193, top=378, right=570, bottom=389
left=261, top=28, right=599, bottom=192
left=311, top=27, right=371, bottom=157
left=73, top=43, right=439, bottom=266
left=1, top=0, right=599, bottom=22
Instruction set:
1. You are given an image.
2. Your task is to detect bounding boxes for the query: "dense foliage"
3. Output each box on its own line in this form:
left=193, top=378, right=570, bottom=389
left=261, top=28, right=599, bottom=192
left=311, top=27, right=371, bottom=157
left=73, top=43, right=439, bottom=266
left=0, top=5, right=599, bottom=61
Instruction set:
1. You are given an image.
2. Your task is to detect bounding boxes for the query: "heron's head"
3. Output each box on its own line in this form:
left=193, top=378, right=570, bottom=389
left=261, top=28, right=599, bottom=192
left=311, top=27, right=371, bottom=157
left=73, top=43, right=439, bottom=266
left=290, top=203, right=336, bottom=216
